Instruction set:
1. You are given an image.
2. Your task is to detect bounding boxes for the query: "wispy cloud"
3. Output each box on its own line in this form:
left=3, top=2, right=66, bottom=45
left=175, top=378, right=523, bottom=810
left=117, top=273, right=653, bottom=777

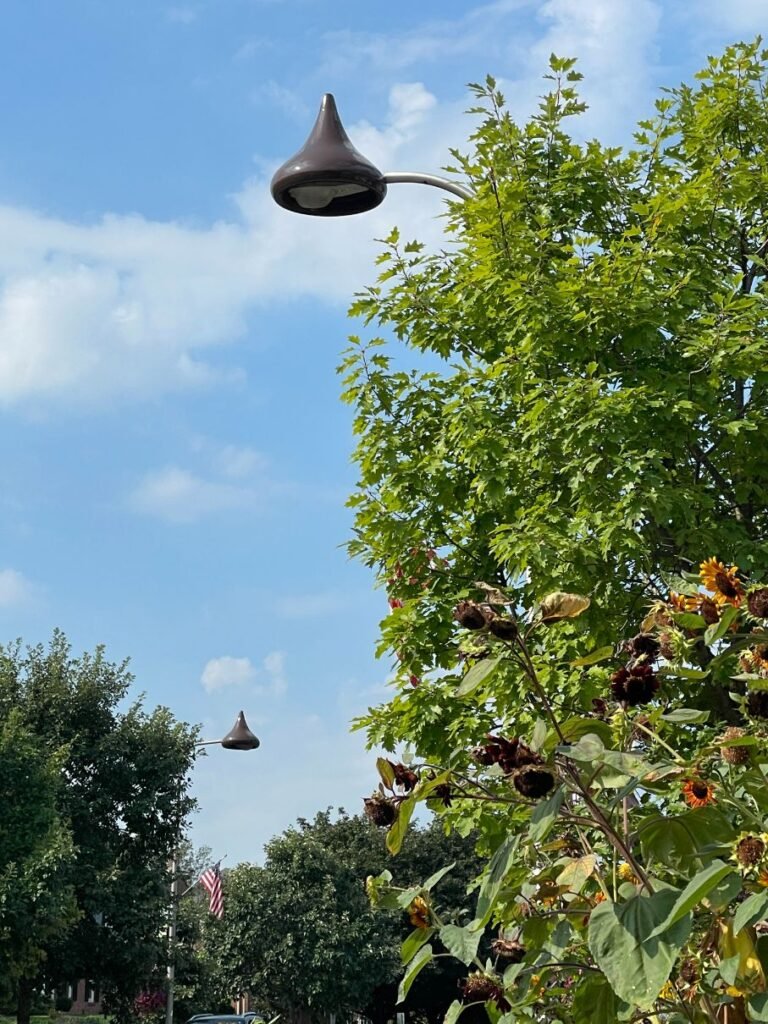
left=201, top=655, right=257, bottom=692
left=251, top=80, right=309, bottom=120
left=255, top=650, right=288, bottom=697
left=0, top=568, right=36, bottom=607
left=201, top=649, right=287, bottom=698
left=129, top=466, right=259, bottom=523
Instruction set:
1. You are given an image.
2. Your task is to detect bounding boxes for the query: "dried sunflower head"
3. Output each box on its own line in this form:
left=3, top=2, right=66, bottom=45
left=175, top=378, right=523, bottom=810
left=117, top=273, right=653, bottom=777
left=720, top=726, right=751, bottom=766
left=747, top=587, right=768, bottom=620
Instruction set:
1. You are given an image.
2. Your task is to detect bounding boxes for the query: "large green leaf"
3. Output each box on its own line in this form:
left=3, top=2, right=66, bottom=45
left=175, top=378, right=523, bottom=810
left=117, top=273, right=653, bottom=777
left=748, top=994, right=768, bottom=1022
left=475, top=835, right=519, bottom=925
left=734, top=890, right=768, bottom=936
left=397, top=943, right=433, bottom=1004
left=638, top=808, right=735, bottom=870
left=439, top=923, right=482, bottom=965
left=570, top=645, right=614, bottom=667
left=457, top=656, right=501, bottom=697
left=571, top=974, right=618, bottom=1024
left=528, top=786, right=565, bottom=843
left=401, top=925, right=435, bottom=965
left=588, top=890, right=692, bottom=1008
left=422, top=862, right=456, bottom=892
left=648, top=860, right=734, bottom=936
left=386, top=793, right=415, bottom=855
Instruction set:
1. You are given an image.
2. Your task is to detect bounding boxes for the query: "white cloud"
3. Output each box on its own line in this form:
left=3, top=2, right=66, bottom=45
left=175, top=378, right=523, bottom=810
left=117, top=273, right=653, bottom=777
left=200, top=650, right=288, bottom=698
left=0, top=0, right=750, bottom=413
left=201, top=655, right=257, bottom=692
left=189, top=436, right=268, bottom=480
left=529, top=0, right=663, bottom=140
left=129, top=466, right=258, bottom=523
left=251, top=80, right=309, bottom=121
left=255, top=650, right=287, bottom=697
left=0, top=568, right=35, bottom=607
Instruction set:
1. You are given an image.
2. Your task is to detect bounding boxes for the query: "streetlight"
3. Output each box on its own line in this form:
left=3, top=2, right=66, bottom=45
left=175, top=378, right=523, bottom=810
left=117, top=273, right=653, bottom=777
left=270, top=93, right=473, bottom=217
left=166, top=711, right=259, bottom=1024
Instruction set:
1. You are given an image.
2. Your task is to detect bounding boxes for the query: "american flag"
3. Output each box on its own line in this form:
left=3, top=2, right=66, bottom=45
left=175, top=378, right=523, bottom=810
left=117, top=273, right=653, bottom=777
left=199, top=862, right=224, bottom=918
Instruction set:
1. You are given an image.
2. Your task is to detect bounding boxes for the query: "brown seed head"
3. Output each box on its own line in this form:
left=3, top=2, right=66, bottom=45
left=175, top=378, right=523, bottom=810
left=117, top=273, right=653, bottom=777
left=512, top=765, right=555, bottom=800
left=488, top=616, right=518, bottom=641
left=491, top=938, right=526, bottom=963
left=391, top=763, right=419, bottom=792
left=747, top=690, right=768, bottom=720
left=748, top=588, right=768, bottom=620
left=453, top=601, right=490, bottom=630
left=699, top=596, right=720, bottom=626
left=628, top=633, right=660, bottom=658
left=735, top=835, right=766, bottom=868
left=720, top=726, right=750, bottom=766
left=363, top=794, right=397, bottom=828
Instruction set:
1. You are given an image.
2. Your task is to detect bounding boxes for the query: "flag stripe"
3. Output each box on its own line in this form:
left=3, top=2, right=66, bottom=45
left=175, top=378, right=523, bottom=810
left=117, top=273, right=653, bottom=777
left=199, top=863, right=223, bottom=918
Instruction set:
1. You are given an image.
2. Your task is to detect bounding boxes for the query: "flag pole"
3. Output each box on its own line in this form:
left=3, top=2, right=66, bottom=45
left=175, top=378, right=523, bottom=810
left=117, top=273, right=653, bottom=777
left=165, top=851, right=178, bottom=1024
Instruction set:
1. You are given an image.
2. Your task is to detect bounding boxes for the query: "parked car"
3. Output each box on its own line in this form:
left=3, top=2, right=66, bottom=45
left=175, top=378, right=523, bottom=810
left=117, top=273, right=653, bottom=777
left=186, top=1015, right=260, bottom=1024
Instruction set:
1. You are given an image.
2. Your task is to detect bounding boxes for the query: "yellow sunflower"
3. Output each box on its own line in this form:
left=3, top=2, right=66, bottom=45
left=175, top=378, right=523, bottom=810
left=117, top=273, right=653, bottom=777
left=699, top=557, right=744, bottom=607
left=669, top=591, right=698, bottom=612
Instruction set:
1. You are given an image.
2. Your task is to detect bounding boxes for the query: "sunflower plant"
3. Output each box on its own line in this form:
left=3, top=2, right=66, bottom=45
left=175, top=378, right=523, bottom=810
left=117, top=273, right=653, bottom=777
left=361, top=560, right=768, bottom=1023
left=343, top=38, right=768, bottom=1024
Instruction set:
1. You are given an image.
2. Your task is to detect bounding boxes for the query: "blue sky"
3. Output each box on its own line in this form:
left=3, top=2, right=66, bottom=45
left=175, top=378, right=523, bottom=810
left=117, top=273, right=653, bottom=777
left=0, top=0, right=763, bottom=863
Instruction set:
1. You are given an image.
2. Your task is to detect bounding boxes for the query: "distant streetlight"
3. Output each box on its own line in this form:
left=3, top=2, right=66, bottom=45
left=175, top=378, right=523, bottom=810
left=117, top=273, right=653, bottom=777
left=270, top=93, right=473, bottom=217
left=166, top=711, right=259, bottom=1024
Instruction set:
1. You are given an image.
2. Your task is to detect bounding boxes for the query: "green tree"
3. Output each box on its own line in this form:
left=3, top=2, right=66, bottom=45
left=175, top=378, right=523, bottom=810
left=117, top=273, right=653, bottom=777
left=338, top=39, right=768, bottom=1024
left=206, top=811, right=484, bottom=1024
left=0, top=631, right=198, bottom=1024
left=0, top=710, right=77, bottom=1022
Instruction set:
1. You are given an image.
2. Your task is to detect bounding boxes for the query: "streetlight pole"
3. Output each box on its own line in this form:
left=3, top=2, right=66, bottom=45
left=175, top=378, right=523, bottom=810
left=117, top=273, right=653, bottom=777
left=270, top=93, right=473, bottom=217
left=165, top=711, right=259, bottom=1024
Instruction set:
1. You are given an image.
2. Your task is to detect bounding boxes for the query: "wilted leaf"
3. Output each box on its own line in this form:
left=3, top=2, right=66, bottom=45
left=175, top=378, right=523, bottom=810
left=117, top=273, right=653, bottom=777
left=474, top=581, right=514, bottom=605
left=540, top=592, right=591, bottom=621
left=376, top=756, right=395, bottom=789
left=556, top=854, right=597, bottom=893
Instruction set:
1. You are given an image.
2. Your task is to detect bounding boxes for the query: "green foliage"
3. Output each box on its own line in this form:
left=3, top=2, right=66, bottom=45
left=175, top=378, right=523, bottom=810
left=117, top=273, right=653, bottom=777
left=0, top=711, right=77, bottom=988
left=204, top=810, right=485, bottom=1024
left=341, top=40, right=768, bottom=1024
left=0, top=631, right=198, bottom=1024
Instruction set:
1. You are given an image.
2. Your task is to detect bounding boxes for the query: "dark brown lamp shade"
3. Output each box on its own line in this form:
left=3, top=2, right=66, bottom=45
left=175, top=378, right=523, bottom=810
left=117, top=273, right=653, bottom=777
left=270, top=94, right=387, bottom=216
left=221, top=710, right=260, bottom=751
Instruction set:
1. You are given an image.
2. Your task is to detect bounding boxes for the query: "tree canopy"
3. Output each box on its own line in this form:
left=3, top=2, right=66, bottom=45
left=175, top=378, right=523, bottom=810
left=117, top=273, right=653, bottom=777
left=202, top=810, right=484, bottom=1024
left=340, top=40, right=768, bottom=1024
left=0, top=631, right=198, bottom=1024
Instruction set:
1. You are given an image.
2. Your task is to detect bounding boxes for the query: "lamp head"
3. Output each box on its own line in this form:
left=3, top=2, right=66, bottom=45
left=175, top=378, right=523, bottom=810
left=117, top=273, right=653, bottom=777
left=270, top=94, right=387, bottom=217
left=221, top=710, right=260, bottom=751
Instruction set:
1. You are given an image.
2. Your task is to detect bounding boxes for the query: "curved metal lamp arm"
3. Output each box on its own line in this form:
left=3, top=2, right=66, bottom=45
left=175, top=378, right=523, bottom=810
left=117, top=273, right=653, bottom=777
left=384, top=172, right=474, bottom=201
